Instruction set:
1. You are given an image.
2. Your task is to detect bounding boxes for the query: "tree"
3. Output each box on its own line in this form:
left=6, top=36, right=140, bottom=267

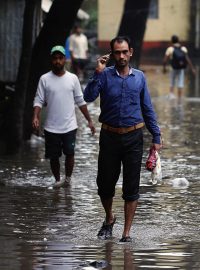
left=118, top=0, right=151, bottom=67
left=5, top=0, right=40, bottom=153
left=23, top=0, right=84, bottom=141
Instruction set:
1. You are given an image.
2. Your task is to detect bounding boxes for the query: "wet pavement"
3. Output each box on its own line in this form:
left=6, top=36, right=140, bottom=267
left=0, top=65, right=200, bottom=269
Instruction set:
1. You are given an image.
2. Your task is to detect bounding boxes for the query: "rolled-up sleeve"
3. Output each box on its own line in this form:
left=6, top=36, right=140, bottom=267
left=73, top=75, right=86, bottom=107
left=84, top=72, right=104, bottom=102
left=140, top=73, right=161, bottom=144
left=33, top=77, right=46, bottom=108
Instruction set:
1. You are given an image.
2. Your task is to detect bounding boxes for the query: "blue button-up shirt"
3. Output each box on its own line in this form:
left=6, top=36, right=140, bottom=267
left=84, top=66, right=161, bottom=144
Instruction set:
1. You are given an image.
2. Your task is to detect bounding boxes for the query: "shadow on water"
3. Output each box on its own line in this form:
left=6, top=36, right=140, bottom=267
left=0, top=64, right=200, bottom=269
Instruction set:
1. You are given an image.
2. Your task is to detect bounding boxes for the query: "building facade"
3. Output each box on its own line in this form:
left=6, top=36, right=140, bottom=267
left=98, top=0, right=198, bottom=56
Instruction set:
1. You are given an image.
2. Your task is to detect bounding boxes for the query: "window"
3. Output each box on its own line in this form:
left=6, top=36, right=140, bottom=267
left=148, top=0, right=158, bottom=19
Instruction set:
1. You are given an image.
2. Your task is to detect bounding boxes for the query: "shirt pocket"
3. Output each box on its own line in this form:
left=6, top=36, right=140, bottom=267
left=127, top=88, right=140, bottom=105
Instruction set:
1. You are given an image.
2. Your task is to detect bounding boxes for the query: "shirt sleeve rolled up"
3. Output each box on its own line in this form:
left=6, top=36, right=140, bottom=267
left=33, top=77, right=46, bottom=108
left=73, top=75, right=86, bottom=107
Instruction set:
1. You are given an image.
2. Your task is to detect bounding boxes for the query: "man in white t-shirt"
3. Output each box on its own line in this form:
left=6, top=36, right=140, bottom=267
left=69, top=25, right=88, bottom=82
left=163, top=35, right=196, bottom=100
left=32, top=45, right=95, bottom=188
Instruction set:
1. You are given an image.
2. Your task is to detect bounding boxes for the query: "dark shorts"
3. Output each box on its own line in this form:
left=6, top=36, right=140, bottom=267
left=97, top=128, right=143, bottom=201
left=72, top=58, right=88, bottom=70
left=44, top=129, right=77, bottom=159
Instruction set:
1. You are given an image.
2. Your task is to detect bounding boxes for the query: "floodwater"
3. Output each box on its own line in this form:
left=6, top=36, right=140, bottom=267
left=0, top=65, right=200, bottom=269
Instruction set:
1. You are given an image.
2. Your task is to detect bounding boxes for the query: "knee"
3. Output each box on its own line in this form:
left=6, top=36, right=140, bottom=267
left=122, top=193, right=140, bottom=201
left=65, top=154, right=74, bottom=160
left=50, top=158, right=59, bottom=164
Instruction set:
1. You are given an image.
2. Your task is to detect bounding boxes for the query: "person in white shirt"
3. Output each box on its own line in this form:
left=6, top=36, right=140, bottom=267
left=69, top=25, right=89, bottom=82
left=32, top=45, right=95, bottom=188
left=163, top=35, right=196, bottom=101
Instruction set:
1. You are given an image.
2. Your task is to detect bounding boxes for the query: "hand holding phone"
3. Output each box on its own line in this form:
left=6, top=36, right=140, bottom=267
left=99, top=53, right=110, bottom=64
left=96, top=53, right=111, bottom=73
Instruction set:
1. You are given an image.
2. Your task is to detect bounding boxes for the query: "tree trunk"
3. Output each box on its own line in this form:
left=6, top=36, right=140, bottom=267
left=5, top=0, right=40, bottom=153
left=23, top=0, right=84, bottom=140
left=118, top=0, right=151, bottom=67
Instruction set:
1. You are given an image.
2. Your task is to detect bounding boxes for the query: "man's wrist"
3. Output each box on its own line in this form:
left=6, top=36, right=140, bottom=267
left=95, top=68, right=103, bottom=73
left=152, top=135, right=161, bottom=144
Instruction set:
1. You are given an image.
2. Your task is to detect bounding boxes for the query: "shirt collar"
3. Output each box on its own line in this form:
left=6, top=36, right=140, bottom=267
left=112, top=66, right=135, bottom=76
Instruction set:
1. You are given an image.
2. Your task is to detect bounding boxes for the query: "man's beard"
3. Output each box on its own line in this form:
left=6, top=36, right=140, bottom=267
left=52, top=64, right=64, bottom=72
left=116, top=59, right=127, bottom=68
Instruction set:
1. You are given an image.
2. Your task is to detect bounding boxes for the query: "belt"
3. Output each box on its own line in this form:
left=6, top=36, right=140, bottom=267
left=101, top=122, right=145, bottom=134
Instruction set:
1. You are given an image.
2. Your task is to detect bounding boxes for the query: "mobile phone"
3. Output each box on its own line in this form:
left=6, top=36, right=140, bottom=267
left=100, top=53, right=110, bottom=64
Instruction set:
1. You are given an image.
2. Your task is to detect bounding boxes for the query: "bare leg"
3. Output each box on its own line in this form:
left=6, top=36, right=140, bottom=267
left=50, top=158, right=60, bottom=182
left=79, top=69, right=84, bottom=82
left=170, top=86, right=174, bottom=94
left=76, top=66, right=81, bottom=77
left=97, top=197, right=116, bottom=239
left=72, top=61, right=81, bottom=78
left=100, top=197, right=115, bottom=224
left=168, top=86, right=176, bottom=100
left=177, top=87, right=183, bottom=103
left=65, top=155, right=74, bottom=177
left=122, top=200, right=138, bottom=237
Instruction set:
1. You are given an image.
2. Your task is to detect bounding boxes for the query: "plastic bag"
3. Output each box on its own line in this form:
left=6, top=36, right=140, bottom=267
left=146, top=146, right=162, bottom=185
left=151, top=151, right=162, bottom=184
left=146, top=146, right=157, bottom=171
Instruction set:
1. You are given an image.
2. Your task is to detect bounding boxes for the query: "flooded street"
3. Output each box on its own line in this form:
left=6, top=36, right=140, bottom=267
left=0, top=65, right=200, bottom=269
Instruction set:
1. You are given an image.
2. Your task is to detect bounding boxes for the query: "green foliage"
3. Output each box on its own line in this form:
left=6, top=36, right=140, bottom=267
left=81, top=0, right=97, bottom=31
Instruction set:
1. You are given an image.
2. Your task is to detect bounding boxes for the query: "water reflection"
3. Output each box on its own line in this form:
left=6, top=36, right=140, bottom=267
left=0, top=65, right=200, bottom=269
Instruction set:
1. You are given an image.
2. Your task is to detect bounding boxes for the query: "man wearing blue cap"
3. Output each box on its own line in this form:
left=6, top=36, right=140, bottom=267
left=32, top=45, right=95, bottom=188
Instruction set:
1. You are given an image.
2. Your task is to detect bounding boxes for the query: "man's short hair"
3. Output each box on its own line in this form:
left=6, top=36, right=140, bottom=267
left=110, top=36, right=132, bottom=51
left=171, top=35, right=179, bottom=44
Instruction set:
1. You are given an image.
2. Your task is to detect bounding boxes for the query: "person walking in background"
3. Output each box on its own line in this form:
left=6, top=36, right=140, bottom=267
left=69, top=25, right=89, bottom=82
left=32, top=45, right=95, bottom=188
left=163, top=35, right=196, bottom=101
left=84, top=36, right=162, bottom=242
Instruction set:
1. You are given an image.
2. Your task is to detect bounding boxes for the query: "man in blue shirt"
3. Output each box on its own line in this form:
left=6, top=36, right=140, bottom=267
left=84, top=36, right=162, bottom=242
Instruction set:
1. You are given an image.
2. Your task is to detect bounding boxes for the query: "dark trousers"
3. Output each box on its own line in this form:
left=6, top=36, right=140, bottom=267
left=97, top=128, right=143, bottom=201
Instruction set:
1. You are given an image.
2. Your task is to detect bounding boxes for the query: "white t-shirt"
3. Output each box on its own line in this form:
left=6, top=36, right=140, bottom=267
left=165, top=43, right=188, bottom=59
left=69, top=33, right=88, bottom=59
left=33, top=71, right=86, bottom=133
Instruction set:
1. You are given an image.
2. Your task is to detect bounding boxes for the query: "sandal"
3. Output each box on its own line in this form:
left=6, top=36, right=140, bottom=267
left=119, top=236, right=132, bottom=242
left=97, top=216, right=116, bottom=240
